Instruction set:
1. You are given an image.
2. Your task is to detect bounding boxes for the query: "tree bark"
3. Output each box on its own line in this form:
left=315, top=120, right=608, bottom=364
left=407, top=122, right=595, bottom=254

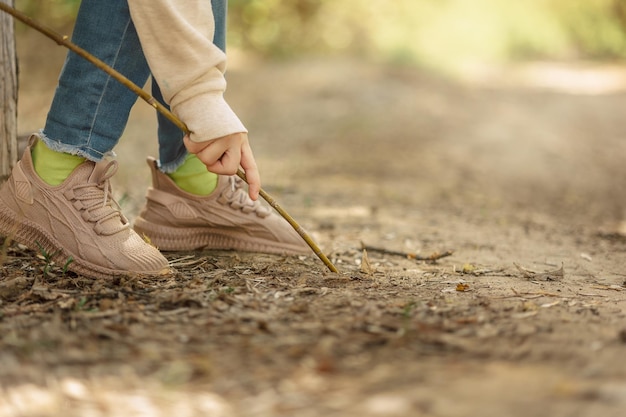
left=0, top=0, right=18, bottom=184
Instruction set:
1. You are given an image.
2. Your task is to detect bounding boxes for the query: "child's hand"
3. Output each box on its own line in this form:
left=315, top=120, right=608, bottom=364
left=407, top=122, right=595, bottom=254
left=183, top=132, right=261, bottom=201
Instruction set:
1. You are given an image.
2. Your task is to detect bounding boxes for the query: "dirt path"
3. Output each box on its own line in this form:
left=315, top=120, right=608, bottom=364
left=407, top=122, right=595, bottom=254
left=2, top=41, right=626, bottom=416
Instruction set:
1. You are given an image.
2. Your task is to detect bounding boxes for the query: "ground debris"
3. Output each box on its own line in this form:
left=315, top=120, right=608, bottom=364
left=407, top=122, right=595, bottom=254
left=0, top=276, right=34, bottom=301
left=4, top=55, right=626, bottom=417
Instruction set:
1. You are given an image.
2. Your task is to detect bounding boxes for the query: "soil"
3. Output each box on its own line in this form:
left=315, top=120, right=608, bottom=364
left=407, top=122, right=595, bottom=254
left=2, top=29, right=626, bottom=417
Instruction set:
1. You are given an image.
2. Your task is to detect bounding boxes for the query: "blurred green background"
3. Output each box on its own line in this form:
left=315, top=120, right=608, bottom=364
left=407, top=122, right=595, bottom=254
left=14, top=0, right=626, bottom=74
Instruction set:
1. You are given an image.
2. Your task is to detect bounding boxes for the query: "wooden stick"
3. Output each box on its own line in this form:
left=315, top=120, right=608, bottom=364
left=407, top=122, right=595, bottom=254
left=0, top=2, right=339, bottom=273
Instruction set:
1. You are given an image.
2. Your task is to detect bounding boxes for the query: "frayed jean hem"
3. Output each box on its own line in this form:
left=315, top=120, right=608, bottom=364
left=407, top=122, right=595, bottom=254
left=37, top=130, right=116, bottom=162
left=157, top=150, right=188, bottom=174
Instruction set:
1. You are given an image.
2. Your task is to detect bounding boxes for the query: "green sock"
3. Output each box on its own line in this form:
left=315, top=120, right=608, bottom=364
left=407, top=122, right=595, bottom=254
left=31, top=140, right=86, bottom=186
left=168, top=154, right=218, bottom=196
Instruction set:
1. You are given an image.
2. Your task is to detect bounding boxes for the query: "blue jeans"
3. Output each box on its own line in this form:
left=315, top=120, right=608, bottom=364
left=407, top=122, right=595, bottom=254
left=41, top=0, right=227, bottom=172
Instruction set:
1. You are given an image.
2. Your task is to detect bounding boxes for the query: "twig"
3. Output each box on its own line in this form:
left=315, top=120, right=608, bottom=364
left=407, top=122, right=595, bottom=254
left=577, top=292, right=608, bottom=298
left=513, top=262, right=564, bottom=281
left=238, top=170, right=337, bottom=272
left=361, top=243, right=454, bottom=262
left=0, top=3, right=338, bottom=273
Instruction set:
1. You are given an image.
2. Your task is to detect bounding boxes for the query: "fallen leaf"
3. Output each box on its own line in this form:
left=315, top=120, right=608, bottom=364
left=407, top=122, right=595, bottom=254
left=360, top=249, right=375, bottom=274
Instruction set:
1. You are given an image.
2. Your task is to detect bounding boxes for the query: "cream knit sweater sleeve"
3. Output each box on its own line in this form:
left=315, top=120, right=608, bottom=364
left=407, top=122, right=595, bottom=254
left=128, top=0, right=247, bottom=143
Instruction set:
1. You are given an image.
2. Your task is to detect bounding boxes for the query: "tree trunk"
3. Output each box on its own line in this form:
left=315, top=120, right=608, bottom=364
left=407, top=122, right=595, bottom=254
left=0, top=0, right=18, bottom=184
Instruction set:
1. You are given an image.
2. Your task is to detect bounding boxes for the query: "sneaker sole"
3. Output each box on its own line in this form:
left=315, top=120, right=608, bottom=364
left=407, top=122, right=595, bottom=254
left=134, top=217, right=310, bottom=255
left=0, top=201, right=171, bottom=279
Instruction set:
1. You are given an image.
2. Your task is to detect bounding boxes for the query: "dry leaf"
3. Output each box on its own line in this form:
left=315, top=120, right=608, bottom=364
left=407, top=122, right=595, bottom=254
left=360, top=249, right=375, bottom=274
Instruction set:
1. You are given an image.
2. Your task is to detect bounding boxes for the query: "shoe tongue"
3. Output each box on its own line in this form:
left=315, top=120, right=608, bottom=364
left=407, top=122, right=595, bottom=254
left=87, top=161, right=113, bottom=184
left=66, top=160, right=108, bottom=185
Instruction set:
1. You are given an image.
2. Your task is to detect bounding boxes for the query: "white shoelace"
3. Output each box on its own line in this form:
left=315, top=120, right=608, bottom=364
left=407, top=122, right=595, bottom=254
left=71, top=161, right=129, bottom=235
left=220, top=176, right=271, bottom=218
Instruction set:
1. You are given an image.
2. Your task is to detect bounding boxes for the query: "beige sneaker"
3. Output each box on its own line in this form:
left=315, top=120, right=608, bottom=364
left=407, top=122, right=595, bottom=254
left=133, top=157, right=310, bottom=255
left=0, top=136, right=170, bottom=279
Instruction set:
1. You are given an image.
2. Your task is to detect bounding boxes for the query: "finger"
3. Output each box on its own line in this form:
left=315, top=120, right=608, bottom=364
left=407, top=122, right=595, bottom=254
left=184, top=136, right=234, bottom=173
left=240, top=142, right=261, bottom=200
left=205, top=148, right=242, bottom=175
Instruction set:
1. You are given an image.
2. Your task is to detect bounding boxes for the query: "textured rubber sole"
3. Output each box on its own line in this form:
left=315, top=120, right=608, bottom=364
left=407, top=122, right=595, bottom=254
left=134, top=217, right=309, bottom=255
left=0, top=201, right=171, bottom=279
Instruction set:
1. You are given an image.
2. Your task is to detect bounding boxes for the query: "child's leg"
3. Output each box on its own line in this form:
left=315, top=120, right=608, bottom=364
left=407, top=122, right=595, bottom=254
left=153, top=0, right=227, bottom=195
left=133, top=0, right=307, bottom=253
left=41, top=0, right=151, bottom=162
left=154, top=0, right=227, bottom=174
left=1, top=0, right=171, bottom=278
